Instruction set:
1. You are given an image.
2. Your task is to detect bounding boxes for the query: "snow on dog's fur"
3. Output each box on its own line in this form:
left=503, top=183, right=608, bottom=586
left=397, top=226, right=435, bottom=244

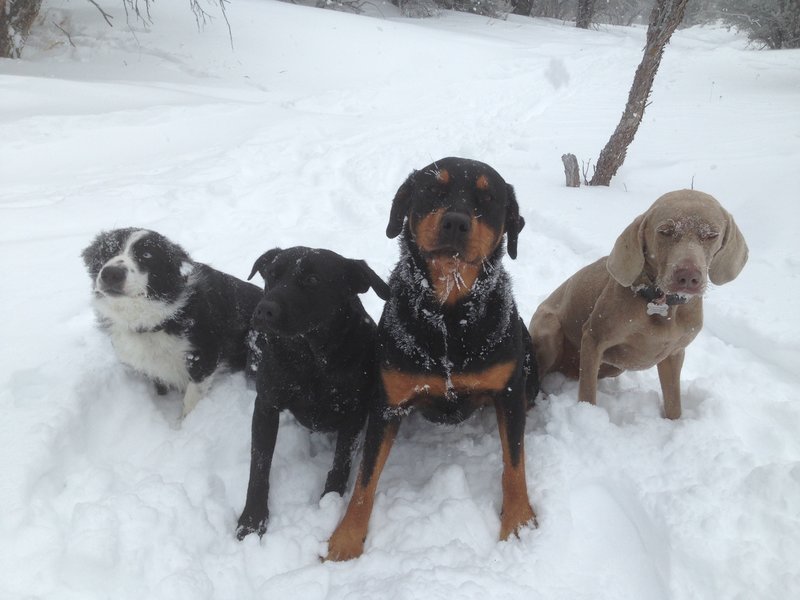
left=82, top=228, right=263, bottom=417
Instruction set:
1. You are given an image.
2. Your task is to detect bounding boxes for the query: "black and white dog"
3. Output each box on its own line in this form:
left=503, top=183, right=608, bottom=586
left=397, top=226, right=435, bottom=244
left=82, top=228, right=263, bottom=417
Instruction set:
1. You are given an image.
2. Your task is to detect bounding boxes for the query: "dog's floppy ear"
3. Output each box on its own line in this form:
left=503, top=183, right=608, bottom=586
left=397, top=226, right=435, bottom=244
left=607, top=213, right=646, bottom=287
left=504, top=183, right=525, bottom=260
left=248, top=248, right=282, bottom=281
left=81, top=228, right=134, bottom=278
left=348, top=259, right=391, bottom=300
left=386, top=170, right=417, bottom=239
left=81, top=235, right=105, bottom=277
left=709, top=208, right=748, bottom=285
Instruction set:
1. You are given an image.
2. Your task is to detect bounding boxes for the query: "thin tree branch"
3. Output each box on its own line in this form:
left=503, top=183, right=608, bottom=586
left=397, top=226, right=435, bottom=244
left=52, top=21, right=76, bottom=46
left=218, top=0, right=233, bottom=51
left=86, top=0, right=114, bottom=27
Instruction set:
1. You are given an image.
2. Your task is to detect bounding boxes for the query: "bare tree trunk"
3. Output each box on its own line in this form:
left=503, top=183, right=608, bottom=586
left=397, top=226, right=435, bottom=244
left=576, top=0, right=596, bottom=29
left=589, top=0, right=689, bottom=186
left=1, top=0, right=42, bottom=58
left=511, top=0, right=533, bottom=16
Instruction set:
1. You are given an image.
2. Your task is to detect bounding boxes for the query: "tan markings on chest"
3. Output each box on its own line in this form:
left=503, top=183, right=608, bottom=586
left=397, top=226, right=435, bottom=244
left=381, top=361, right=516, bottom=408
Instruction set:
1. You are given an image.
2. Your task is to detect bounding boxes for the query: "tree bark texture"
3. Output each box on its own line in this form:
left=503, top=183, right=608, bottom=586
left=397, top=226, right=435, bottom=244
left=511, top=0, right=533, bottom=16
left=589, top=0, right=689, bottom=186
left=1, top=0, right=42, bottom=58
left=576, top=0, right=596, bottom=29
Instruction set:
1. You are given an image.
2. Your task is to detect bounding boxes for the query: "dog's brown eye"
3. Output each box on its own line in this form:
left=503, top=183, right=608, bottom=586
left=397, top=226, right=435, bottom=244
left=657, top=227, right=674, bottom=237
left=701, top=231, right=720, bottom=241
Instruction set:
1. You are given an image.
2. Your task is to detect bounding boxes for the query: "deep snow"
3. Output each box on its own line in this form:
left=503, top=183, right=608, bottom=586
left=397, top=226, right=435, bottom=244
left=1, top=1, right=799, bottom=599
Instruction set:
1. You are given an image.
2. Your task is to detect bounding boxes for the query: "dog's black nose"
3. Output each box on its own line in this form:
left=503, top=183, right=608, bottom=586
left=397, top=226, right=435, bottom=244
left=100, top=265, right=126, bottom=288
left=254, top=300, right=282, bottom=329
left=439, top=212, right=472, bottom=247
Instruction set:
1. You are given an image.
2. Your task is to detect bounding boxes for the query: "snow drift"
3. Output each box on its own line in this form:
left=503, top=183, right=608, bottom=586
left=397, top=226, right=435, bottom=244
left=0, top=1, right=798, bottom=599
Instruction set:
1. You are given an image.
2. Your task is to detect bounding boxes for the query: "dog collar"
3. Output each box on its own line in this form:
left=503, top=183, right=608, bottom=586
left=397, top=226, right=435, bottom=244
left=633, top=284, right=688, bottom=317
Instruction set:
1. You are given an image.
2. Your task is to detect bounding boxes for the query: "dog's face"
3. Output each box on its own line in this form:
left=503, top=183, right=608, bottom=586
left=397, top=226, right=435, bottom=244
left=387, top=157, right=524, bottom=262
left=386, top=157, right=524, bottom=304
left=82, top=229, right=194, bottom=324
left=607, top=190, right=749, bottom=296
left=248, top=247, right=389, bottom=336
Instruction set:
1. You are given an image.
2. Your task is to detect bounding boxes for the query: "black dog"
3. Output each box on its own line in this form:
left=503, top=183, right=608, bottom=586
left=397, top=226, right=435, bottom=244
left=236, top=246, right=390, bottom=540
left=326, top=157, right=539, bottom=560
left=82, top=228, right=263, bottom=417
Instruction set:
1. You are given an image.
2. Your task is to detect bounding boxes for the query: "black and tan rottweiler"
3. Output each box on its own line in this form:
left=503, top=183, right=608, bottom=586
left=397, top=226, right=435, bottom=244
left=326, top=157, right=539, bottom=560
left=236, top=246, right=390, bottom=540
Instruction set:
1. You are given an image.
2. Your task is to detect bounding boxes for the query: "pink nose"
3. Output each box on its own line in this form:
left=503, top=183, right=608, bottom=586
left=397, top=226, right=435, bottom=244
left=672, top=265, right=703, bottom=294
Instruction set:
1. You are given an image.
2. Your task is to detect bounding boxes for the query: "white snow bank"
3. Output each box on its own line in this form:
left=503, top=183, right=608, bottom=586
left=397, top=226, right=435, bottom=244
left=1, top=1, right=798, bottom=599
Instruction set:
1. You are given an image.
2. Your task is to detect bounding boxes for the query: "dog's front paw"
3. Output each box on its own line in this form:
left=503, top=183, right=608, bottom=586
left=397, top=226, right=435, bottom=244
left=499, top=503, right=538, bottom=541
left=325, top=528, right=365, bottom=562
left=236, top=512, right=267, bottom=541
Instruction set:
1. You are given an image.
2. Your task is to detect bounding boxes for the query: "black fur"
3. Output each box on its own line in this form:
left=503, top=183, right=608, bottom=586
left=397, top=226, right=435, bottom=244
left=81, top=228, right=263, bottom=412
left=236, top=246, right=389, bottom=540
left=374, top=156, right=536, bottom=445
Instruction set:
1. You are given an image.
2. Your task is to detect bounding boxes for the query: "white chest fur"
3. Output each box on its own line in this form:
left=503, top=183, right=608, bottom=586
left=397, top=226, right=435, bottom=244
left=107, top=324, right=192, bottom=390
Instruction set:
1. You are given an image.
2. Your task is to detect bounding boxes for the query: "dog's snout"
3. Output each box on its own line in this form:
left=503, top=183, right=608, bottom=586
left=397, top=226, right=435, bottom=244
left=441, top=212, right=471, bottom=234
left=439, top=212, right=472, bottom=248
left=100, top=265, right=127, bottom=288
left=672, top=264, right=704, bottom=294
left=254, top=300, right=282, bottom=329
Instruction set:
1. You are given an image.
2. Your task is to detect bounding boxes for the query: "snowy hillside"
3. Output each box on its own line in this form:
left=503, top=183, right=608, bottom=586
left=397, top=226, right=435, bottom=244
left=1, top=1, right=799, bottom=598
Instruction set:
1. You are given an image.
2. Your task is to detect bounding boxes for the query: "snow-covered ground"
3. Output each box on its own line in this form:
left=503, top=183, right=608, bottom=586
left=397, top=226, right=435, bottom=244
left=1, top=1, right=799, bottom=598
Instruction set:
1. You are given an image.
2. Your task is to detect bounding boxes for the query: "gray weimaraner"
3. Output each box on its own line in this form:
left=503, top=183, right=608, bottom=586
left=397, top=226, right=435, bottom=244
left=530, top=189, right=748, bottom=419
